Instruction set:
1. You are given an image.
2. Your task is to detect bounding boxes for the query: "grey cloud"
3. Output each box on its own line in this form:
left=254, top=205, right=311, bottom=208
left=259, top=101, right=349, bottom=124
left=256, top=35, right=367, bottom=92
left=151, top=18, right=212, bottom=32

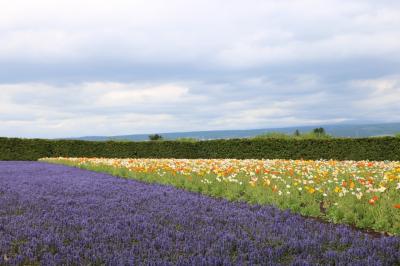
left=0, top=0, right=399, bottom=137
left=0, top=75, right=398, bottom=138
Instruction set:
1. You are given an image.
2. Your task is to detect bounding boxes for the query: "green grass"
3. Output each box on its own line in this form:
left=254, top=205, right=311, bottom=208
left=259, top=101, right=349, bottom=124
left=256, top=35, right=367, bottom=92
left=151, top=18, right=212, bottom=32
left=253, top=131, right=333, bottom=140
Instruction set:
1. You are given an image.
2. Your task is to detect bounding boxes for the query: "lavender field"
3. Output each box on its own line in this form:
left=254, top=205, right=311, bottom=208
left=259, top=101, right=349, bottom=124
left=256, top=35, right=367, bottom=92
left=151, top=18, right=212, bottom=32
left=0, top=162, right=399, bottom=265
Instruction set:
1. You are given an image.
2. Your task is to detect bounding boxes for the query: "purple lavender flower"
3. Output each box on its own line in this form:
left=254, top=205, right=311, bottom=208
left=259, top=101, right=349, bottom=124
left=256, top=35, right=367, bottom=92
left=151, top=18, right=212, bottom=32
left=0, top=161, right=399, bottom=265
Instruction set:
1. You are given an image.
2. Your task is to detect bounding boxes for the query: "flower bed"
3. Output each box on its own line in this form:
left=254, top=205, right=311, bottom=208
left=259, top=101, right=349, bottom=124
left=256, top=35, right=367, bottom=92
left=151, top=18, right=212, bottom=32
left=41, top=157, right=400, bottom=235
left=1, top=161, right=399, bottom=265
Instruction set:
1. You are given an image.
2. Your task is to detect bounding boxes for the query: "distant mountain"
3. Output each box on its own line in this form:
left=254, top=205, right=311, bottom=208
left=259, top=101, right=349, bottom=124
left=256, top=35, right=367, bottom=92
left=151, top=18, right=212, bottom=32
left=67, top=122, right=400, bottom=142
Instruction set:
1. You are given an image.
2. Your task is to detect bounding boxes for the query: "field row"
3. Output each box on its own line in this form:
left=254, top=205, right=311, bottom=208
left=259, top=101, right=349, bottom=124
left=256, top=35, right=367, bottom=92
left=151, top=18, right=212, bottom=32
left=41, top=157, right=400, bottom=235
left=1, top=161, right=399, bottom=265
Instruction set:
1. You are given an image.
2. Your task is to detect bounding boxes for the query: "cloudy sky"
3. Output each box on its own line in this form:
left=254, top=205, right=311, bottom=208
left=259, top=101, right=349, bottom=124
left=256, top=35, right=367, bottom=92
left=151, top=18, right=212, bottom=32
left=1, top=0, right=400, bottom=138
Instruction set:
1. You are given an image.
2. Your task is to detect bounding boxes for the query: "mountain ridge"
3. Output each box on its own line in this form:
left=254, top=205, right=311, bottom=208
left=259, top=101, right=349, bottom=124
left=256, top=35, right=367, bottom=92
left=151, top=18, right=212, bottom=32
left=65, top=122, right=400, bottom=141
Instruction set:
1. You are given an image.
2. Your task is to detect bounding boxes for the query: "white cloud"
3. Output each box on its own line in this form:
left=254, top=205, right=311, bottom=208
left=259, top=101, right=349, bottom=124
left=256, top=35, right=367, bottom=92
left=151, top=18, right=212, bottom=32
left=0, top=1, right=399, bottom=137
left=0, top=75, right=398, bottom=138
left=0, top=81, right=206, bottom=137
left=351, top=76, right=400, bottom=121
left=0, top=30, right=84, bottom=62
left=217, top=32, right=400, bottom=68
left=209, top=103, right=293, bottom=128
left=96, top=84, right=190, bottom=106
left=0, top=79, right=332, bottom=137
left=1, top=0, right=399, bottom=67
left=0, top=113, right=178, bottom=138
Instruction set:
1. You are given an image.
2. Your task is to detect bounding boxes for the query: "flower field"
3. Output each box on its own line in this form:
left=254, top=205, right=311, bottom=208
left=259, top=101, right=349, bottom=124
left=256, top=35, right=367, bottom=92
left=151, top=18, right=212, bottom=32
left=1, top=161, right=400, bottom=265
left=42, top=157, right=400, bottom=235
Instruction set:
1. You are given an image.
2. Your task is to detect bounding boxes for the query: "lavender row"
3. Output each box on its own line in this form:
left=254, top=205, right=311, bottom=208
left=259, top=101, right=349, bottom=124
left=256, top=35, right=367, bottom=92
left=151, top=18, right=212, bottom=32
left=0, top=161, right=399, bottom=265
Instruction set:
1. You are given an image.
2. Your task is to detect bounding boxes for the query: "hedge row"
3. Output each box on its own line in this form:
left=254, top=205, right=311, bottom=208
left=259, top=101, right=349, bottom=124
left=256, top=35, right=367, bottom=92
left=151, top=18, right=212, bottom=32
left=1, top=137, right=400, bottom=161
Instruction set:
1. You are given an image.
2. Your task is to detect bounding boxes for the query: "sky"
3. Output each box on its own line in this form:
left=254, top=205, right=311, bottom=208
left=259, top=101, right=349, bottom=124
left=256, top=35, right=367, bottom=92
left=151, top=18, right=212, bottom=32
left=1, top=0, right=400, bottom=138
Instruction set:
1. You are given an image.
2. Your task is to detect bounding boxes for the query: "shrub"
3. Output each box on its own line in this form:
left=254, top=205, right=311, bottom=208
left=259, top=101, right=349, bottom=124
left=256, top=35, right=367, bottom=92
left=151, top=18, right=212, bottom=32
left=1, top=137, right=400, bottom=161
left=174, top=138, right=199, bottom=142
left=148, top=134, right=163, bottom=141
left=253, top=132, right=292, bottom=139
left=253, top=129, right=332, bottom=140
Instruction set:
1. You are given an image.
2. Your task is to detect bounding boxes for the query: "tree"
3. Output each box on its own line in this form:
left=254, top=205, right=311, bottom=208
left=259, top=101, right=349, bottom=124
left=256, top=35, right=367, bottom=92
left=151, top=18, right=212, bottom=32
left=294, top=129, right=300, bottom=136
left=313, top=127, right=326, bottom=136
left=148, top=134, right=163, bottom=141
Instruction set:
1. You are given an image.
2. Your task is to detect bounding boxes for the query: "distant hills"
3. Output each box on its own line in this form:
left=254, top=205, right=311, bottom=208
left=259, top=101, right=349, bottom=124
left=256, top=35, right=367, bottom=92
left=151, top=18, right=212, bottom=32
left=67, top=122, right=400, bottom=141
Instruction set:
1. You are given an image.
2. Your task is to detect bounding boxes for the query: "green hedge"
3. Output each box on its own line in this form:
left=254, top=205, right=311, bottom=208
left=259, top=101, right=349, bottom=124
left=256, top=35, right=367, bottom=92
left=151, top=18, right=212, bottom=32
left=0, top=137, right=399, bottom=161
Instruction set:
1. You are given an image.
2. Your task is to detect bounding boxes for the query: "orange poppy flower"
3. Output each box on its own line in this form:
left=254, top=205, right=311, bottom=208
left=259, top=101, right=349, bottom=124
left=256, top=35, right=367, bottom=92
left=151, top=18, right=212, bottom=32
left=394, top=204, right=400, bottom=209
left=369, top=196, right=379, bottom=205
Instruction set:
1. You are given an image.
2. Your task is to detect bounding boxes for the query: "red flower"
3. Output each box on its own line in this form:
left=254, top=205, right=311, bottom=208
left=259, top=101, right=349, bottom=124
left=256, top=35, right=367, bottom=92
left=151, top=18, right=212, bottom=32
left=369, top=196, right=379, bottom=205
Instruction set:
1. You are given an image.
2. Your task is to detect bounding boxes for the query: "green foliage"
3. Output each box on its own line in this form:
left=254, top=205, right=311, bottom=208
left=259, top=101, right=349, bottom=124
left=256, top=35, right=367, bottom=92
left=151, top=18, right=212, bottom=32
left=174, top=138, right=199, bottom=142
left=254, top=129, right=332, bottom=140
left=148, top=134, right=163, bottom=141
left=313, top=127, right=326, bottom=135
left=253, top=132, right=292, bottom=139
left=395, top=133, right=400, bottom=138
left=45, top=159, right=400, bottom=235
left=299, top=131, right=332, bottom=139
left=1, top=136, right=400, bottom=161
left=107, top=138, right=132, bottom=142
